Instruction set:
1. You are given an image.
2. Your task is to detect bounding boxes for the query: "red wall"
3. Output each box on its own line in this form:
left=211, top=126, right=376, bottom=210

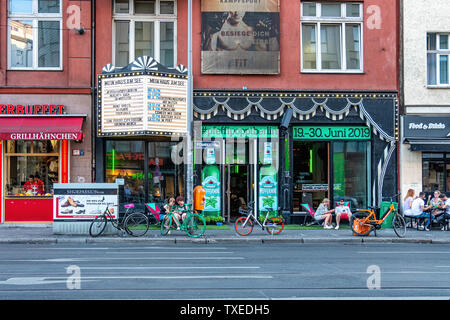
left=0, top=0, right=92, bottom=88
left=94, top=0, right=399, bottom=92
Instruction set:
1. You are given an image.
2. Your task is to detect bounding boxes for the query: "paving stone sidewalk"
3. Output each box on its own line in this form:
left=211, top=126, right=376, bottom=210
left=0, top=223, right=450, bottom=244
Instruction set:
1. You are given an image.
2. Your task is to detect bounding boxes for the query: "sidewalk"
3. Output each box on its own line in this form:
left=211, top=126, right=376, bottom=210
left=1, top=223, right=450, bottom=244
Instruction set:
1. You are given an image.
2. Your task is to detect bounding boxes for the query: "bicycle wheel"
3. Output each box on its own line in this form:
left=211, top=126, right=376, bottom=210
left=89, top=215, right=107, bottom=237
left=185, top=213, right=206, bottom=238
left=125, top=212, right=150, bottom=237
left=350, top=213, right=372, bottom=236
left=393, top=214, right=406, bottom=238
left=161, top=214, right=173, bottom=236
left=235, top=216, right=254, bottom=236
left=266, top=217, right=284, bottom=235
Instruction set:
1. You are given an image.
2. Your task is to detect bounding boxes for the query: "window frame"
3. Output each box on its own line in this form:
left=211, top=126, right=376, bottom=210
left=427, top=32, right=450, bottom=88
left=4, top=140, right=61, bottom=196
left=7, top=0, right=63, bottom=71
left=300, top=2, right=364, bottom=73
left=112, top=0, right=177, bottom=67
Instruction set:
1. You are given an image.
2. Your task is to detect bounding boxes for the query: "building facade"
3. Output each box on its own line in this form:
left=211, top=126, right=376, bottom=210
left=190, top=0, right=400, bottom=221
left=400, top=0, right=450, bottom=204
left=0, top=0, right=93, bottom=223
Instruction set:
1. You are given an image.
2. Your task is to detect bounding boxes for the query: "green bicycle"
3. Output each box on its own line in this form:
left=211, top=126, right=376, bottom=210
left=160, top=203, right=206, bottom=238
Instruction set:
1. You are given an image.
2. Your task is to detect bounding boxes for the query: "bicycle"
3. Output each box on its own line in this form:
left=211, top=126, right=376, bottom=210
left=89, top=203, right=150, bottom=237
left=160, top=203, right=206, bottom=238
left=234, top=201, right=284, bottom=236
left=350, top=195, right=406, bottom=238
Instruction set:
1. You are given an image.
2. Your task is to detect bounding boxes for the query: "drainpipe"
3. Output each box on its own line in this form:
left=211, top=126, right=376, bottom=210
left=91, top=0, right=96, bottom=182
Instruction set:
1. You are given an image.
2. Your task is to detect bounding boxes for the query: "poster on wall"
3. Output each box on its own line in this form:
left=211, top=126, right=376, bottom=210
left=53, top=183, right=119, bottom=220
left=201, top=0, right=280, bottom=74
left=98, top=72, right=188, bottom=136
left=259, top=166, right=278, bottom=215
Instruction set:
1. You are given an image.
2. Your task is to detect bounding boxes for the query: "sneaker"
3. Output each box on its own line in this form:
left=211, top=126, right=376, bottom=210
left=324, top=225, right=333, bottom=229
left=425, top=227, right=430, bottom=231
left=441, top=226, right=446, bottom=231
left=418, top=225, right=424, bottom=230
left=335, top=226, right=339, bottom=230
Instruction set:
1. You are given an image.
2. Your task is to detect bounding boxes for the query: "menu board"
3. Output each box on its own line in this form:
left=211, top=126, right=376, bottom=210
left=98, top=72, right=188, bottom=136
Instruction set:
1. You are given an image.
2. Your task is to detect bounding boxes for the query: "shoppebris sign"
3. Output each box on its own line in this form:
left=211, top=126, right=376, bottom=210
left=98, top=72, right=188, bottom=137
left=0, top=104, right=64, bottom=115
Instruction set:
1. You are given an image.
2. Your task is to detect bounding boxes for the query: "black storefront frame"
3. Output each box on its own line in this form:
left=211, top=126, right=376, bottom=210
left=97, top=137, right=185, bottom=205
left=421, top=152, right=450, bottom=195
left=288, top=125, right=373, bottom=214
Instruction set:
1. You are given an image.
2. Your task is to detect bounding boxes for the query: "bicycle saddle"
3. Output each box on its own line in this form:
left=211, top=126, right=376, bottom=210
left=124, top=204, right=134, bottom=209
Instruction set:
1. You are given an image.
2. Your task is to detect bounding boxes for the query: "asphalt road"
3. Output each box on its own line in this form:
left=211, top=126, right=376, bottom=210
left=0, top=242, right=449, bottom=301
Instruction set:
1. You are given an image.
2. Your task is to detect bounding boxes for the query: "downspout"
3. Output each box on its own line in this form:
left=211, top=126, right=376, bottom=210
left=91, top=0, right=96, bottom=182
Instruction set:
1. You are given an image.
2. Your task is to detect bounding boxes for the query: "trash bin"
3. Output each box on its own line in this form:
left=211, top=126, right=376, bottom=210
left=380, top=201, right=398, bottom=228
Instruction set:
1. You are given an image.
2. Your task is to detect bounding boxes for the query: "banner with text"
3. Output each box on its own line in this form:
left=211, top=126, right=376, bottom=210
left=98, top=72, right=188, bottom=136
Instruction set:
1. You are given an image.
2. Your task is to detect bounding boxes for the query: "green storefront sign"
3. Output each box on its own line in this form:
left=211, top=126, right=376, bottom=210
left=202, top=126, right=279, bottom=139
left=293, top=126, right=371, bottom=140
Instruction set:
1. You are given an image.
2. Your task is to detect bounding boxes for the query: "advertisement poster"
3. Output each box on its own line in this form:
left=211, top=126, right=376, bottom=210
left=53, top=183, right=119, bottom=220
left=259, top=166, right=278, bottom=214
left=201, top=0, right=280, bottom=74
left=201, top=165, right=221, bottom=216
left=98, top=72, right=188, bottom=136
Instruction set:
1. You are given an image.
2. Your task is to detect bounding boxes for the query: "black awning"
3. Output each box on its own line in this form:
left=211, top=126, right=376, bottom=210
left=407, top=139, right=450, bottom=152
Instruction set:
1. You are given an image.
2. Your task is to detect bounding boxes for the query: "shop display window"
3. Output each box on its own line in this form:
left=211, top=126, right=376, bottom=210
left=5, top=140, right=59, bottom=196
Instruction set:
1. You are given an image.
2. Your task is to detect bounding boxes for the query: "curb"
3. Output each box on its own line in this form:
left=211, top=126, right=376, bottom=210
left=0, top=236, right=450, bottom=245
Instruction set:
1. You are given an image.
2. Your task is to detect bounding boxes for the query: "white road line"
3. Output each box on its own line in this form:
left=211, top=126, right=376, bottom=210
left=358, top=251, right=450, bottom=254
left=31, top=247, right=230, bottom=250
left=106, top=251, right=234, bottom=254
left=7, top=257, right=245, bottom=262
left=79, top=266, right=260, bottom=270
left=0, top=274, right=272, bottom=285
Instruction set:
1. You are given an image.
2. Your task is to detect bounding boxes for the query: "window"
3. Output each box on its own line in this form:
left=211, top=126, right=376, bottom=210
left=8, top=0, right=62, bottom=70
left=422, top=153, right=450, bottom=193
left=427, top=33, right=450, bottom=86
left=301, top=2, right=363, bottom=72
left=5, top=140, right=60, bottom=196
left=113, top=0, right=176, bottom=67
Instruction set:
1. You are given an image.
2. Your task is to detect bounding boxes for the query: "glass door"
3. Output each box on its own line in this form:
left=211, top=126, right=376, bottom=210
left=332, top=141, right=370, bottom=209
left=292, top=141, right=329, bottom=211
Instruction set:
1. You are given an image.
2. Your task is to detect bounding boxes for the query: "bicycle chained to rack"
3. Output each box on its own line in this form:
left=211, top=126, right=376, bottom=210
left=89, top=203, right=151, bottom=237
left=350, top=194, right=406, bottom=238
left=234, top=201, right=285, bottom=236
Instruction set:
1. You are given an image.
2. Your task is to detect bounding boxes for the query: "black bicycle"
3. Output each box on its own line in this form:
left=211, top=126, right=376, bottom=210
left=89, top=203, right=150, bottom=237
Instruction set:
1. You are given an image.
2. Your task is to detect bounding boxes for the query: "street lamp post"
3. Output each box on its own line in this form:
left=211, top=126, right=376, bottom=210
left=186, top=0, right=194, bottom=204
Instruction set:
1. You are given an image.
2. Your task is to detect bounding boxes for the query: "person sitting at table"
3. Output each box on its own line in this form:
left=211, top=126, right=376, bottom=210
left=335, top=199, right=352, bottom=230
left=410, top=192, right=432, bottom=231
left=438, top=194, right=450, bottom=230
left=314, top=198, right=335, bottom=229
left=403, top=189, right=415, bottom=216
left=429, top=190, right=445, bottom=217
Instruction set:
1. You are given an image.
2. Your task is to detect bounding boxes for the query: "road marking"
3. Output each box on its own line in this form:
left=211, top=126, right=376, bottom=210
left=31, top=246, right=230, bottom=250
left=7, top=257, right=245, bottom=262
left=0, top=274, right=272, bottom=286
left=358, top=251, right=450, bottom=254
left=107, top=251, right=234, bottom=254
left=80, top=266, right=260, bottom=270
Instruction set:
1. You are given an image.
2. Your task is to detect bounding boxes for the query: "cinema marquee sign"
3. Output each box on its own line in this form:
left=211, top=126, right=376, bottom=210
left=97, top=71, right=188, bottom=137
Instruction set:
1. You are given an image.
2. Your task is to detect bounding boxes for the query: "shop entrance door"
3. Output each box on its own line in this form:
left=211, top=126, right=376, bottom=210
left=292, top=141, right=329, bottom=212
left=224, top=139, right=257, bottom=222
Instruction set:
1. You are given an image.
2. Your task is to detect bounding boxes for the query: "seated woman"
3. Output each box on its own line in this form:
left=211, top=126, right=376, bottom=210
left=173, top=196, right=187, bottom=230
left=403, top=188, right=415, bottom=216
left=315, top=198, right=335, bottom=229
left=429, top=190, right=445, bottom=218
